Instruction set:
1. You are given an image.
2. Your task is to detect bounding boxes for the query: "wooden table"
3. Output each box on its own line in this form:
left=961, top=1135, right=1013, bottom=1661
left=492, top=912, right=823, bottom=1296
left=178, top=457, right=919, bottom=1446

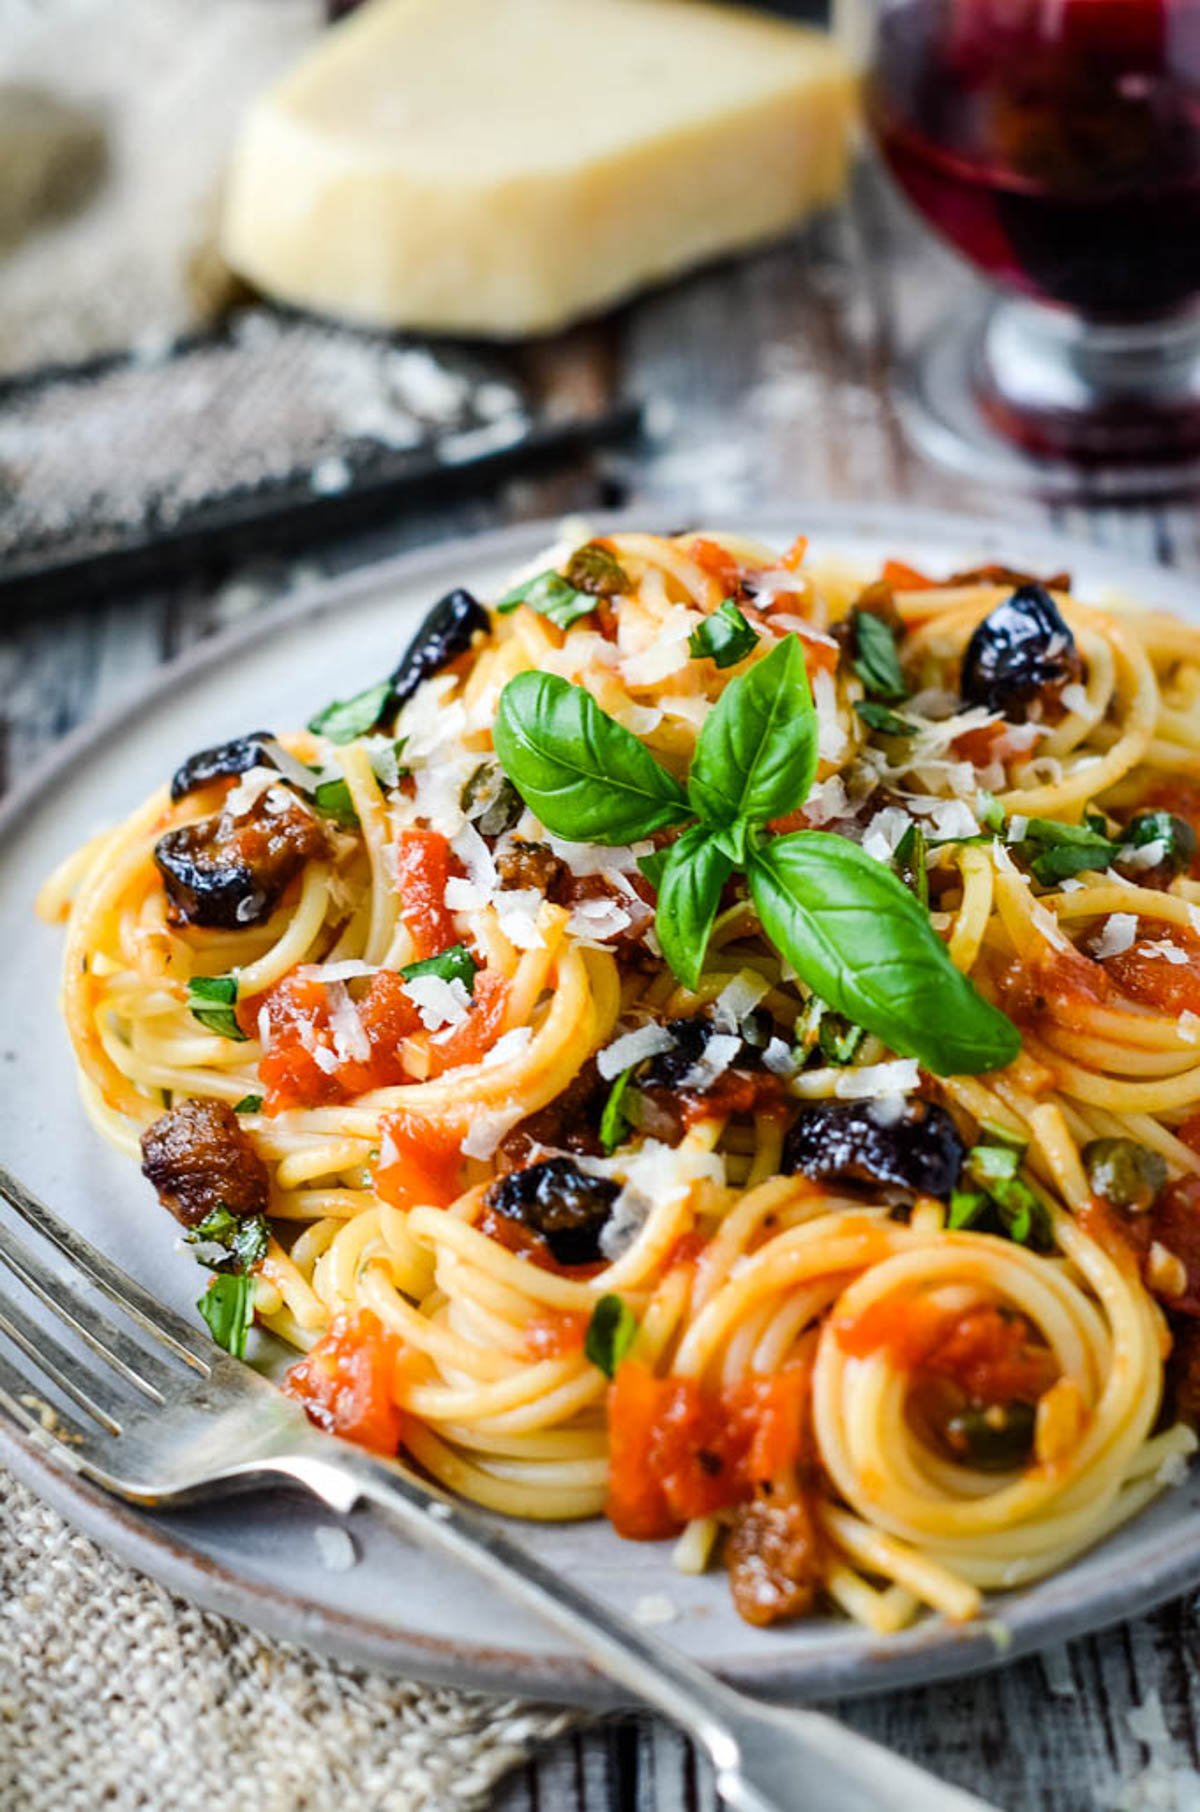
left=5, top=166, right=1199, bottom=1811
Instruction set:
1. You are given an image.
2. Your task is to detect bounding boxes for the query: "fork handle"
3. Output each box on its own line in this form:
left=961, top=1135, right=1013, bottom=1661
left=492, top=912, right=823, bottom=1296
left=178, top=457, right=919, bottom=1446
left=278, top=1443, right=999, bottom=1812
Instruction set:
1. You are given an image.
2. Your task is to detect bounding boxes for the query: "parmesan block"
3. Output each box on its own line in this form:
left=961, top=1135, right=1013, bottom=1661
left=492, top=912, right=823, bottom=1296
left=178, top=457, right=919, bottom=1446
left=220, top=0, right=854, bottom=337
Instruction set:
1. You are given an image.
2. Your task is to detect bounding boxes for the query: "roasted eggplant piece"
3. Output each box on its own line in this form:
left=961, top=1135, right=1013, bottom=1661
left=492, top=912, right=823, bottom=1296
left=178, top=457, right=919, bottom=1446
left=141, top=1098, right=269, bottom=1228
left=639, top=1013, right=771, bottom=1090
left=483, top=1156, right=619, bottom=1265
left=170, top=732, right=277, bottom=802
left=960, top=584, right=1081, bottom=718
left=155, top=794, right=326, bottom=930
left=389, top=587, right=490, bottom=709
left=781, top=1098, right=965, bottom=1199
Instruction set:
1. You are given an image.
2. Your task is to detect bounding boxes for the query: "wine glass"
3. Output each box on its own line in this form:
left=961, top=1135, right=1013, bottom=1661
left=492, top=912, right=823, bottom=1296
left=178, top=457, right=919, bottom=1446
left=856, top=0, right=1200, bottom=496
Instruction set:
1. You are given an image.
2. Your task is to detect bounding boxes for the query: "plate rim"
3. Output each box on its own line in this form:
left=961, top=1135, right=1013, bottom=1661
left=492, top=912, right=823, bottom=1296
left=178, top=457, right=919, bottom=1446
left=6, top=501, right=1200, bottom=1706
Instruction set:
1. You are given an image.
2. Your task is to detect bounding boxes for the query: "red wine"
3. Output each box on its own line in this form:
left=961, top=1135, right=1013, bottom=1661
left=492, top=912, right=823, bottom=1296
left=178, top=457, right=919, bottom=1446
left=867, top=0, right=1200, bottom=320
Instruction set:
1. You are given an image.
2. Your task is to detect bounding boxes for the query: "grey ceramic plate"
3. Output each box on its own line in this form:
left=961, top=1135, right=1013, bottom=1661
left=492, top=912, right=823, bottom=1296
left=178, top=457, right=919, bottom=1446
left=3, top=505, right=1199, bottom=1708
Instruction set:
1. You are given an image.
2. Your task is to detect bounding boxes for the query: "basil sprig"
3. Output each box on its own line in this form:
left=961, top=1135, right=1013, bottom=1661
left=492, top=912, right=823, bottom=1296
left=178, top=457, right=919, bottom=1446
left=851, top=610, right=907, bottom=701
left=187, top=975, right=247, bottom=1042
left=308, top=681, right=393, bottom=745
left=688, top=600, right=759, bottom=670
left=493, top=634, right=1019, bottom=1077
left=948, top=1131, right=1052, bottom=1251
left=185, top=1205, right=269, bottom=1275
left=496, top=571, right=596, bottom=630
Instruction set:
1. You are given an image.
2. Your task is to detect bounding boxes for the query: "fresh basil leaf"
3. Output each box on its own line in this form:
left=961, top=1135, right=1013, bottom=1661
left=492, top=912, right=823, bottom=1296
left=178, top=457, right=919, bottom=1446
left=851, top=610, right=907, bottom=702
left=186, top=1206, right=269, bottom=1275
left=1016, top=815, right=1116, bottom=884
left=400, top=943, right=478, bottom=991
left=894, top=822, right=929, bottom=910
left=654, top=824, right=736, bottom=990
left=233, top=1094, right=263, bottom=1115
left=855, top=700, right=916, bottom=737
left=585, top=1293, right=638, bottom=1378
left=197, top=1272, right=254, bottom=1357
left=307, top=680, right=393, bottom=744
left=990, top=1175, right=1053, bottom=1250
left=637, top=847, right=669, bottom=891
left=496, top=570, right=596, bottom=629
left=564, top=543, right=629, bottom=597
left=494, top=672, right=691, bottom=844
left=688, top=600, right=759, bottom=670
left=312, top=777, right=360, bottom=829
left=746, top=832, right=1020, bottom=1076
left=600, top=1068, right=637, bottom=1154
left=687, top=636, right=817, bottom=829
left=187, top=974, right=248, bottom=1042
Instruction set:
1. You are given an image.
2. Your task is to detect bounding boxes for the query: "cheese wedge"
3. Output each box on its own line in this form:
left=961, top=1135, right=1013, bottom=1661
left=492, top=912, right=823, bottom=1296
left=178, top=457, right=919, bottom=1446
left=220, top=0, right=854, bottom=337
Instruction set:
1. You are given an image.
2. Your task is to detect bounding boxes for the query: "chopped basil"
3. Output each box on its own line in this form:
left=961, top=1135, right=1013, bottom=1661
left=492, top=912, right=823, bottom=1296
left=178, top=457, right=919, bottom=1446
left=687, top=600, right=759, bottom=670
left=1119, top=810, right=1198, bottom=878
left=312, top=777, right=360, bottom=829
left=197, top=1272, right=254, bottom=1358
left=894, top=822, right=928, bottom=910
left=185, top=1205, right=269, bottom=1275
left=854, top=700, right=917, bottom=737
left=817, top=1015, right=866, bottom=1067
left=187, top=974, right=247, bottom=1042
left=400, top=943, right=478, bottom=991
left=599, top=1067, right=637, bottom=1154
left=1017, top=816, right=1116, bottom=884
left=978, top=792, right=1005, bottom=835
left=496, top=570, right=597, bottom=630
left=460, top=761, right=523, bottom=837
left=564, top=543, right=630, bottom=597
left=957, top=1136, right=1053, bottom=1250
left=368, top=738, right=409, bottom=790
left=233, top=1094, right=263, bottom=1115
left=584, top=1293, right=638, bottom=1378
left=307, top=680, right=393, bottom=744
left=851, top=610, right=907, bottom=702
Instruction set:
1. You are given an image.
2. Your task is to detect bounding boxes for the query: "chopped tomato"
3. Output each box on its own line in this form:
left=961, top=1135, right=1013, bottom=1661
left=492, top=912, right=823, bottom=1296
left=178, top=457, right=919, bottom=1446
left=251, top=969, right=420, bottom=1113
left=836, top=1300, right=1057, bottom=1403
left=374, top=1110, right=462, bottom=1210
left=881, top=558, right=935, bottom=591
left=283, top=1309, right=405, bottom=1454
left=997, top=945, right=1110, bottom=1028
left=395, top=829, right=459, bottom=961
left=423, top=969, right=509, bottom=1077
left=688, top=537, right=744, bottom=596
left=1107, top=927, right=1200, bottom=1016
left=524, top=1312, right=588, bottom=1359
left=605, top=1359, right=811, bottom=1540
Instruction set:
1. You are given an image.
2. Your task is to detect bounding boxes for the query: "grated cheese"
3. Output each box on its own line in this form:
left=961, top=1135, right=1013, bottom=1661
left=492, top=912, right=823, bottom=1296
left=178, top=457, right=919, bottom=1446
left=792, top=1058, right=920, bottom=1100
left=403, top=974, right=471, bottom=1030
left=597, top=1023, right=676, bottom=1080
left=460, top=1104, right=526, bottom=1159
left=812, top=668, right=846, bottom=761
left=681, top=1032, right=743, bottom=1090
left=802, top=774, right=849, bottom=826
left=1091, top=913, right=1138, bottom=960
left=326, top=982, right=371, bottom=1063
left=712, top=969, right=770, bottom=1032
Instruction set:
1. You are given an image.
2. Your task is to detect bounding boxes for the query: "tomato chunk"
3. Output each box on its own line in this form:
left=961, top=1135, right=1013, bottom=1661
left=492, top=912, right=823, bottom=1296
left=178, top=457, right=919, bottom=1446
left=836, top=1299, right=1058, bottom=1404
left=283, top=1309, right=405, bottom=1454
left=395, top=829, right=458, bottom=961
left=605, top=1360, right=811, bottom=1541
left=252, top=969, right=420, bottom=1112
left=423, top=969, right=510, bottom=1078
left=375, top=1111, right=463, bottom=1210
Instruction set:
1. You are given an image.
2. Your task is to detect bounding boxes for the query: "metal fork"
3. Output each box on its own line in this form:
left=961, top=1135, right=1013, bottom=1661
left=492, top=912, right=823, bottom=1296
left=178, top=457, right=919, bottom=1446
left=0, top=1161, right=999, bottom=1812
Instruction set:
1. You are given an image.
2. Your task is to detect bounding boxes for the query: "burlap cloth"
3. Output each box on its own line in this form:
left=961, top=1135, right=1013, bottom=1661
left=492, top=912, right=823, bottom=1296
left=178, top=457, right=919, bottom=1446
left=0, top=1467, right=577, bottom=1809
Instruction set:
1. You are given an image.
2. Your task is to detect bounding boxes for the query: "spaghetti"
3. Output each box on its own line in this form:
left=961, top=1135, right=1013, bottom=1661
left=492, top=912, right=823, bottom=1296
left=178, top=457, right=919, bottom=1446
left=39, top=528, right=1200, bottom=1632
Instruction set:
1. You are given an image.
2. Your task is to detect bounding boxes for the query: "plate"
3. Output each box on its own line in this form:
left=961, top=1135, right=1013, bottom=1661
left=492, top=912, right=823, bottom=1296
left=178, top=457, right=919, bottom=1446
left=4, top=504, right=1200, bottom=1707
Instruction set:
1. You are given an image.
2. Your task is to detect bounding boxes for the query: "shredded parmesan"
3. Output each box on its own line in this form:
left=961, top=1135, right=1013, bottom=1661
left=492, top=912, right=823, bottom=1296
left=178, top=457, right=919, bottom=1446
left=681, top=1032, right=742, bottom=1091
left=597, top=1023, right=676, bottom=1080
left=403, top=974, right=471, bottom=1030
left=1091, top=914, right=1138, bottom=960
left=712, top=970, right=770, bottom=1032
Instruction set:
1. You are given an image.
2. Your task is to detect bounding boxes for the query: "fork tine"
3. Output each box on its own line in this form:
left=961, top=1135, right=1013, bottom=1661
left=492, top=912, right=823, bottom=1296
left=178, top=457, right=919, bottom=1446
left=0, top=1343, right=94, bottom=1455
left=0, top=1289, right=126, bottom=1432
left=0, top=1220, right=173, bottom=1401
left=0, top=1162, right=211, bottom=1372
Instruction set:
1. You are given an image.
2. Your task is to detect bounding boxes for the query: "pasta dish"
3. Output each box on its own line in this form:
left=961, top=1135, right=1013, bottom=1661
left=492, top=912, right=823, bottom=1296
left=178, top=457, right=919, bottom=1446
left=39, top=526, right=1200, bottom=1634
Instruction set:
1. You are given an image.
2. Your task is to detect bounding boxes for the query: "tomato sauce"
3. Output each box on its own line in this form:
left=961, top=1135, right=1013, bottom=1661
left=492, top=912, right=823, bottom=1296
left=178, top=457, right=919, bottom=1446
left=524, top=1312, right=588, bottom=1359
left=1107, top=927, right=1200, bottom=1017
left=283, top=1309, right=406, bottom=1454
left=605, top=1359, right=811, bottom=1541
left=1147, top=1177, right=1200, bottom=1315
left=1142, top=781, right=1200, bottom=879
left=422, top=969, right=509, bottom=1078
left=835, top=1299, right=1058, bottom=1404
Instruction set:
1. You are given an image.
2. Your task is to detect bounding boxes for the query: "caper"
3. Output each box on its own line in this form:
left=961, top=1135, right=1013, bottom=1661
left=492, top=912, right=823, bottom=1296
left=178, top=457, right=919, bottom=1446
left=943, top=1400, right=1037, bottom=1471
left=1083, top=1138, right=1167, bottom=1214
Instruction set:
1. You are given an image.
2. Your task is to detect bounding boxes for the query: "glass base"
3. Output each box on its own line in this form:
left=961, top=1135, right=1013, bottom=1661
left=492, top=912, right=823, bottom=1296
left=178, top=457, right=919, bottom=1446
left=896, top=299, right=1200, bottom=501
